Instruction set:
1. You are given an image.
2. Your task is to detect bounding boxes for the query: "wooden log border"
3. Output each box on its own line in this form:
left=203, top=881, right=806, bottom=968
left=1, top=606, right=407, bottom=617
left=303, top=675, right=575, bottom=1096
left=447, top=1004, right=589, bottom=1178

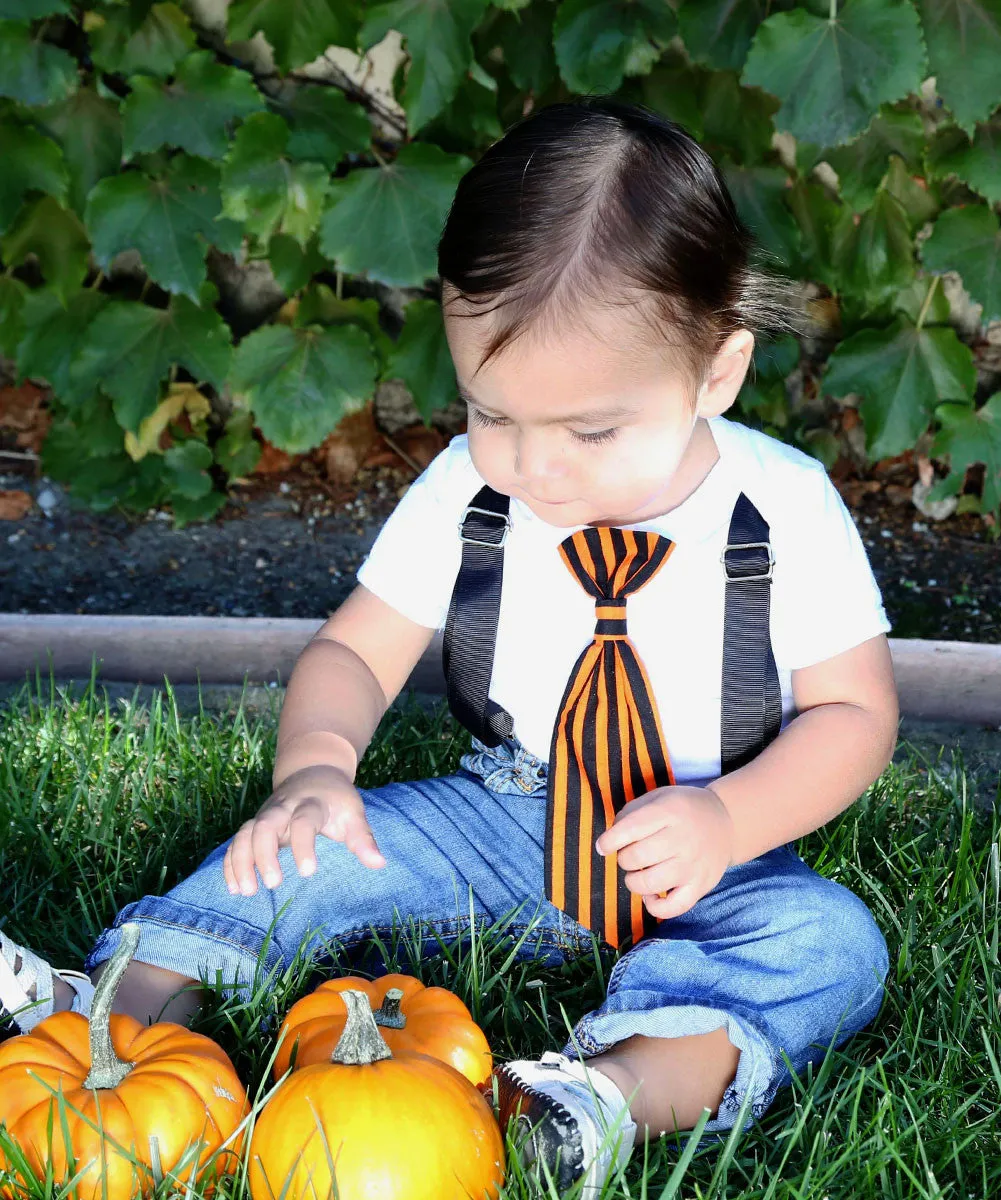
left=0, top=614, right=999, bottom=725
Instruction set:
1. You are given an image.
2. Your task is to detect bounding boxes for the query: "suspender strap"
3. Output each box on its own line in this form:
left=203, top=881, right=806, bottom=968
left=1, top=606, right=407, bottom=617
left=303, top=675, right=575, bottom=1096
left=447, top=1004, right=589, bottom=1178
left=720, top=491, right=782, bottom=775
left=442, top=485, right=515, bottom=747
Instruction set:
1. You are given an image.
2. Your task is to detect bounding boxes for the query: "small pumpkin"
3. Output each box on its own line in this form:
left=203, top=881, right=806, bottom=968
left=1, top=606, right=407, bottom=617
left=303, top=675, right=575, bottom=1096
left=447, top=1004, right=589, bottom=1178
left=0, top=923, right=249, bottom=1200
left=250, top=988, right=505, bottom=1200
left=273, top=972, right=493, bottom=1087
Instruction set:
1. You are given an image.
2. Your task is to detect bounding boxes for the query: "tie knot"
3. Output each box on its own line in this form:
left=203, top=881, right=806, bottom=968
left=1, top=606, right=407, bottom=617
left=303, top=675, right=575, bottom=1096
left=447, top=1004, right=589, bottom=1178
left=594, top=599, right=627, bottom=639
left=559, top=526, right=675, bottom=601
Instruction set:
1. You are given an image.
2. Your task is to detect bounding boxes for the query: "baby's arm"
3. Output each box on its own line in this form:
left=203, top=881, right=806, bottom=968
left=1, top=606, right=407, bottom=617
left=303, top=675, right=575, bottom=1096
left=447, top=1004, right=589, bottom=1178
left=274, top=584, right=436, bottom=785
left=705, top=633, right=899, bottom=864
left=223, top=585, right=436, bottom=895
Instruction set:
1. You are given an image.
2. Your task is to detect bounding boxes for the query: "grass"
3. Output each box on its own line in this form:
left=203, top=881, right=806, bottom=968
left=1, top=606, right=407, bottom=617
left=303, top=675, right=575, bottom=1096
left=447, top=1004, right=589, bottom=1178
left=0, top=671, right=999, bottom=1199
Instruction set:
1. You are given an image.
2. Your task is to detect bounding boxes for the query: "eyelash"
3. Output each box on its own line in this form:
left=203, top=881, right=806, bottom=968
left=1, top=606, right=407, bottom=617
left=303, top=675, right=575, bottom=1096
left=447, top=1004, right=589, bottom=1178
left=467, top=407, right=619, bottom=446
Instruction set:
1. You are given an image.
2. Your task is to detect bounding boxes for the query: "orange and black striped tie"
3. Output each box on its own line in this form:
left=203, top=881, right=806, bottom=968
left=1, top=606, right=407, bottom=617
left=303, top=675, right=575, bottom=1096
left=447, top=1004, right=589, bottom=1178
left=545, top=526, right=676, bottom=951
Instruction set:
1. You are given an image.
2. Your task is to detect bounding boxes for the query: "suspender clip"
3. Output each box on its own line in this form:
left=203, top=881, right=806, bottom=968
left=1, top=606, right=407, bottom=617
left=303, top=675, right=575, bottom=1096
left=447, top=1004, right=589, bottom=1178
left=721, top=541, right=774, bottom=582
left=459, top=506, right=512, bottom=548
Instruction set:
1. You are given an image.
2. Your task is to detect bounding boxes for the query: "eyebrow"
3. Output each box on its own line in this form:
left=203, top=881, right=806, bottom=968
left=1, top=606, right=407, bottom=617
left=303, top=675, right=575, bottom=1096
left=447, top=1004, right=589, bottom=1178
left=457, top=384, right=641, bottom=425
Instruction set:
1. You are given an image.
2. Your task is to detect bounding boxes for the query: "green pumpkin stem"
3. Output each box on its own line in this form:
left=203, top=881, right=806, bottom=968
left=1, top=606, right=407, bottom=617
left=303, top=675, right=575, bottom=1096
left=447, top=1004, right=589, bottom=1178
left=331, top=990, right=393, bottom=1065
left=83, top=921, right=141, bottom=1090
left=373, top=988, right=406, bottom=1030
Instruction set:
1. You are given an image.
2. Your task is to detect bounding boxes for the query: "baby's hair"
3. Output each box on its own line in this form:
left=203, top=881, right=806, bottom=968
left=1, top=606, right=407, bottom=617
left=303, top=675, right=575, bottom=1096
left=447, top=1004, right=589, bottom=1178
left=437, top=95, right=815, bottom=399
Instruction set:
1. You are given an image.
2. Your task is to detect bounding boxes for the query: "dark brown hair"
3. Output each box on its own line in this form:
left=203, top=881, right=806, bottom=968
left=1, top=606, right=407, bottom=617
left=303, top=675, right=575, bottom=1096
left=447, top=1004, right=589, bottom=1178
left=437, top=95, right=813, bottom=397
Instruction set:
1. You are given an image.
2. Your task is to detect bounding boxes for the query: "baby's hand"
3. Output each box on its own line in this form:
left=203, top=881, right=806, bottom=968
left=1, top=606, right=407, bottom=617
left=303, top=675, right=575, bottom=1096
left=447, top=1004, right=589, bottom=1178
left=595, top=786, right=734, bottom=920
left=223, top=764, right=386, bottom=896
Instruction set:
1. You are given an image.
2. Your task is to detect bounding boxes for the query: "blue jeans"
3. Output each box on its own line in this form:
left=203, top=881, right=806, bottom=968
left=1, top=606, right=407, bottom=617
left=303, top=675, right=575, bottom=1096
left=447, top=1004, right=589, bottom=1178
left=85, top=736, right=889, bottom=1138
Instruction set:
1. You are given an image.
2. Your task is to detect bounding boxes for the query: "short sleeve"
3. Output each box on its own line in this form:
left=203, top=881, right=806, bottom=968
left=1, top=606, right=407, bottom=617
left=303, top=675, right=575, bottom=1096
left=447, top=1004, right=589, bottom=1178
left=355, top=436, right=477, bottom=630
left=770, top=465, right=892, bottom=671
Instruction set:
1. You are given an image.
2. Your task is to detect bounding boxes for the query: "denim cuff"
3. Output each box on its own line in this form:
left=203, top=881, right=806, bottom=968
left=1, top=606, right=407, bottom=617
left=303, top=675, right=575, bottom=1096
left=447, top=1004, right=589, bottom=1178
left=460, top=735, right=549, bottom=797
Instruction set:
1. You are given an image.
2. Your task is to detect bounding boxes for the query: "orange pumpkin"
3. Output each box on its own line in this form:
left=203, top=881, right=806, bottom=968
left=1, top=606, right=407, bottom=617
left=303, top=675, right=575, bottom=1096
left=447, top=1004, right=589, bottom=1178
left=250, top=988, right=505, bottom=1200
left=273, top=972, right=493, bottom=1087
left=0, top=923, right=249, bottom=1200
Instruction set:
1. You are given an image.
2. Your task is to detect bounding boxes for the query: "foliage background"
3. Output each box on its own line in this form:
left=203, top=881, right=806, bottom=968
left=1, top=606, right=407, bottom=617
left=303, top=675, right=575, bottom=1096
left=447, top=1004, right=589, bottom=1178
left=1, top=0, right=1000, bottom=529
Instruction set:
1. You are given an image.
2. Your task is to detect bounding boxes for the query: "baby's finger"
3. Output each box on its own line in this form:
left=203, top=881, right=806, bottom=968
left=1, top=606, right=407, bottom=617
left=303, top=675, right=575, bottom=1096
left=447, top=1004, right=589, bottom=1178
left=251, top=809, right=289, bottom=890
left=228, top=822, right=261, bottom=896
left=643, top=883, right=697, bottom=921
left=289, top=810, right=322, bottom=878
left=342, top=815, right=386, bottom=868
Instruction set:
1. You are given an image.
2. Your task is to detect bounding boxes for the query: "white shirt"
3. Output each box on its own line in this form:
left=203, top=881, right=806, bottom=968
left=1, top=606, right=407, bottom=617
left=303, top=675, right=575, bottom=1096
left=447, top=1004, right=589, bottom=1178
left=357, top=415, right=892, bottom=786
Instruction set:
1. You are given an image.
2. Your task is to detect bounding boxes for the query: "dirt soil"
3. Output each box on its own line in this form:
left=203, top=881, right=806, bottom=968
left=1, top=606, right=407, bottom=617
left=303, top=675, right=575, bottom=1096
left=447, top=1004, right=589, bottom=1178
left=1, top=452, right=999, bottom=642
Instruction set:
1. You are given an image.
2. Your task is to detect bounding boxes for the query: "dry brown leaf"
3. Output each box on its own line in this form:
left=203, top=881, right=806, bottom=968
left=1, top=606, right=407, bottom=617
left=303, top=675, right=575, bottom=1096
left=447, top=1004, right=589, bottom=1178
left=0, top=489, right=33, bottom=520
left=0, top=383, right=50, bottom=453
left=317, top=404, right=380, bottom=485
left=394, top=423, right=445, bottom=471
left=254, top=440, right=297, bottom=474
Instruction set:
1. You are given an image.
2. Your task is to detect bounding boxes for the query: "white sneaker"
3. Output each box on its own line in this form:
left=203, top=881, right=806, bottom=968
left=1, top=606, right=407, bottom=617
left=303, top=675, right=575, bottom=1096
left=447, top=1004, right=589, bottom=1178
left=494, top=1051, right=637, bottom=1197
left=0, top=931, right=95, bottom=1035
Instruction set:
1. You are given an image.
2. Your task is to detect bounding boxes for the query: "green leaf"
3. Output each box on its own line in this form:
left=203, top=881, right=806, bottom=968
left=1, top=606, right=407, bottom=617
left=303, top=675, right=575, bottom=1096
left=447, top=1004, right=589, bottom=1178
left=89, top=2, right=196, bottom=78
left=293, top=285, right=394, bottom=368
left=916, top=0, right=1001, bottom=134
left=741, top=0, right=927, bottom=148
left=268, top=231, right=325, bottom=295
left=0, top=0, right=68, bottom=15
left=640, top=62, right=708, bottom=140
left=0, top=20, right=77, bottom=107
left=382, top=299, right=456, bottom=422
left=1, top=195, right=90, bottom=305
left=43, top=395, right=124, bottom=468
left=16, top=288, right=108, bottom=404
left=221, top=111, right=329, bottom=246
left=85, top=155, right=243, bottom=301
left=893, top=274, right=953, bottom=323
left=496, top=2, right=557, bottom=94
left=319, top=142, right=471, bottom=287
left=882, top=154, right=939, bottom=231
left=921, top=204, right=1001, bottom=323
left=677, top=0, right=768, bottom=71
left=0, top=116, right=67, bottom=231
left=422, top=68, right=503, bottom=150
left=823, top=317, right=976, bottom=459
left=72, top=295, right=233, bottom=433
left=830, top=186, right=915, bottom=308
left=229, top=322, right=377, bottom=453
left=170, top=487, right=226, bottom=527
left=228, top=0, right=361, bottom=74
left=927, top=114, right=1001, bottom=207
left=824, top=107, right=927, bottom=212
left=35, top=88, right=122, bottom=215
left=214, top=408, right=260, bottom=477
left=121, top=49, right=263, bottom=160
left=700, top=71, right=778, bottom=166
left=360, top=0, right=491, bottom=133
left=280, top=86, right=370, bottom=169
left=931, top=392, right=1001, bottom=516
left=162, top=438, right=213, bottom=499
left=553, top=0, right=676, bottom=93
left=723, top=164, right=801, bottom=272
left=0, top=274, right=26, bottom=357
left=784, top=177, right=842, bottom=286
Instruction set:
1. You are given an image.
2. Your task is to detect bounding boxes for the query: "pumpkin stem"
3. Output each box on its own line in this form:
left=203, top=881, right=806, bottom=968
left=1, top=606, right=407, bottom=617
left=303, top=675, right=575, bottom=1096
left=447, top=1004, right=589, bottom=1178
left=83, top=921, right=141, bottom=1090
left=373, top=987, right=406, bottom=1030
left=331, top=989, right=393, bottom=1065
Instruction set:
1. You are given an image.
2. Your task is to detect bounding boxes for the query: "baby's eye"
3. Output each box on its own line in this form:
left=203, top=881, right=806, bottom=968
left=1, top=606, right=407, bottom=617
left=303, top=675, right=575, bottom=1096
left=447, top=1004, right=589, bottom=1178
left=569, top=427, right=619, bottom=446
left=468, top=405, right=614, bottom=448
left=468, top=407, right=507, bottom=428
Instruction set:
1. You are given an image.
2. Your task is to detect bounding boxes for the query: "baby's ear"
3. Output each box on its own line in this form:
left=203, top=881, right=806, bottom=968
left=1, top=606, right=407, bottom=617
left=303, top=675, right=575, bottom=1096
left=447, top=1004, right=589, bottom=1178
left=697, top=329, right=754, bottom=416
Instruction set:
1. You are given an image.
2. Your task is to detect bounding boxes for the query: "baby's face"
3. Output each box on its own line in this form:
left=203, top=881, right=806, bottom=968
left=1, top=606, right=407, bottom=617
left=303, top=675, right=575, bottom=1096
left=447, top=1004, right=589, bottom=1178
left=444, top=298, right=728, bottom=528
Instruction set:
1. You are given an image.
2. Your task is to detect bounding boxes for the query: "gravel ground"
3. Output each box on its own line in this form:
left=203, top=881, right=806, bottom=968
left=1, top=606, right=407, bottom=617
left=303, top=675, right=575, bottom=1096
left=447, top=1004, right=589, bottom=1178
left=1, top=457, right=999, bottom=642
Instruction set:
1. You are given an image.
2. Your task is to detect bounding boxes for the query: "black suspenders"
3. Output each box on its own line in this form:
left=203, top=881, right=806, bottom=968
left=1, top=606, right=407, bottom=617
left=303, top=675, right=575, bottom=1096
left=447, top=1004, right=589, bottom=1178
left=442, top=485, right=782, bottom=776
